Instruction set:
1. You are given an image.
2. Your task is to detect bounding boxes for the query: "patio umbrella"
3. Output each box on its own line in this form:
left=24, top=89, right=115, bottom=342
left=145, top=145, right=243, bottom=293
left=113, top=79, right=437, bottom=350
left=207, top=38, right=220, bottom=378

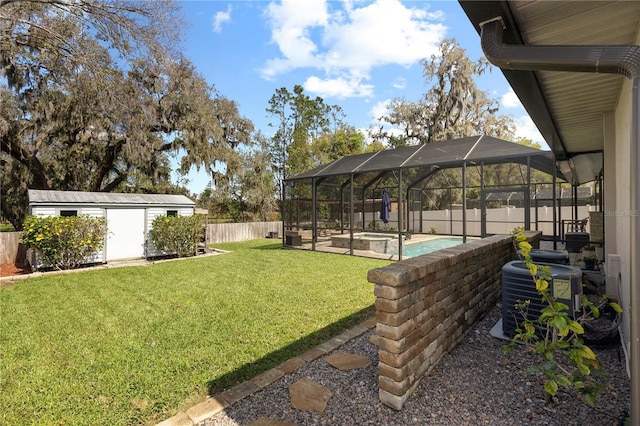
left=380, top=188, right=391, bottom=224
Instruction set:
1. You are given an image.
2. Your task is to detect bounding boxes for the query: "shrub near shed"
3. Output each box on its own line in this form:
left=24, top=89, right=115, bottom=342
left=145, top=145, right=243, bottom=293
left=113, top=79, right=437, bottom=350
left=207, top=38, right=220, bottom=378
left=151, top=215, right=203, bottom=258
left=21, top=215, right=108, bottom=270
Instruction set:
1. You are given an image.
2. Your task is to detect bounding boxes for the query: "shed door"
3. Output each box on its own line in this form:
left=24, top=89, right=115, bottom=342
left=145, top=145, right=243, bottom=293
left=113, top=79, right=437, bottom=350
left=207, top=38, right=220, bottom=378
left=106, top=209, right=145, bottom=261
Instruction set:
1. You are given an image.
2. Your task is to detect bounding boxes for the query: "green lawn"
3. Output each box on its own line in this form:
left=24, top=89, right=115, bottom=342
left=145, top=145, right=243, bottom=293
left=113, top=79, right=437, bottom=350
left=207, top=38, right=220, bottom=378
left=0, top=239, right=389, bottom=425
left=0, top=223, right=15, bottom=232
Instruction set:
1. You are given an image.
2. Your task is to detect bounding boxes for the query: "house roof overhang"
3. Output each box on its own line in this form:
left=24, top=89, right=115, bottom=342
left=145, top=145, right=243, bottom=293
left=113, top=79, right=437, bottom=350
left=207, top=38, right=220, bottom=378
left=459, top=1, right=640, bottom=184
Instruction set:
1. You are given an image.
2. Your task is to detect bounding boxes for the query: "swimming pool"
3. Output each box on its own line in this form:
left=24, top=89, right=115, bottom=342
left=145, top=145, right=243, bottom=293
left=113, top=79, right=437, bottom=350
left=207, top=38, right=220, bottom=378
left=395, top=237, right=466, bottom=258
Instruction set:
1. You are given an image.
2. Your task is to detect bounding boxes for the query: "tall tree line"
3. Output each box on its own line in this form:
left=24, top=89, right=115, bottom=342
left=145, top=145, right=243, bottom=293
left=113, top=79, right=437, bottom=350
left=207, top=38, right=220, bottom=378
left=1, top=1, right=539, bottom=227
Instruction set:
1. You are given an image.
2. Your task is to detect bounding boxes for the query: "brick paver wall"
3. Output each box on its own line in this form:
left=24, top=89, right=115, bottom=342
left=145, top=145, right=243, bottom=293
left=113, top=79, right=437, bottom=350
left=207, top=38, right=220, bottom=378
left=368, top=232, right=541, bottom=410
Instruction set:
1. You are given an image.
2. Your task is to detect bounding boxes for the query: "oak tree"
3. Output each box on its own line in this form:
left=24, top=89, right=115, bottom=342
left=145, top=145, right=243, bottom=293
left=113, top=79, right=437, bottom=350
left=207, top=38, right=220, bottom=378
left=377, top=38, right=515, bottom=145
left=1, top=1, right=253, bottom=229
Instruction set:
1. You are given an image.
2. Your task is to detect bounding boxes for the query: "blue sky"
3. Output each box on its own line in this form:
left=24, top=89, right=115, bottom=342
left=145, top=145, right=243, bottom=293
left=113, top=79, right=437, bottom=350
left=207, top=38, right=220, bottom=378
left=176, top=0, right=546, bottom=194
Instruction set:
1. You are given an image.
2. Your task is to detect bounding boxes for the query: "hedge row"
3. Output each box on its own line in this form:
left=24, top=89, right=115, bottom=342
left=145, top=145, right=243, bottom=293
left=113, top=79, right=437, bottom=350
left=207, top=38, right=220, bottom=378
left=21, top=214, right=203, bottom=270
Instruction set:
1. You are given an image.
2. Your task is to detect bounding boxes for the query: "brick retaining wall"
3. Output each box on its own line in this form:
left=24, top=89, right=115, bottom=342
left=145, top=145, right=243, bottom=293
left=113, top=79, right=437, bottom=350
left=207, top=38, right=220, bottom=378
left=367, top=232, right=541, bottom=410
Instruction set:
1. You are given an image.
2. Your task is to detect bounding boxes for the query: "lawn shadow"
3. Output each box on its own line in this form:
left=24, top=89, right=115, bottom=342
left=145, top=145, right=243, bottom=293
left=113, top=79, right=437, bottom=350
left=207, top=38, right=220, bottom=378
left=205, top=305, right=374, bottom=396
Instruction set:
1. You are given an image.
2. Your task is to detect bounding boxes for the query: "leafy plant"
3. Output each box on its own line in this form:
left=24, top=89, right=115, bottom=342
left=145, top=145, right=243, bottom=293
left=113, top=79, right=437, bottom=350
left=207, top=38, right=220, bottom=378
left=506, top=232, right=623, bottom=406
left=150, top=215, right=203, bottom=258
left=21, top=215, right=108, bottom=270
left=510, top=226, right=525, bottom=235
left=576, top=254, right=599, bottom=270
left=0, top=222, right=16, bottom=232
left=367, top=221, right=380, bottom=230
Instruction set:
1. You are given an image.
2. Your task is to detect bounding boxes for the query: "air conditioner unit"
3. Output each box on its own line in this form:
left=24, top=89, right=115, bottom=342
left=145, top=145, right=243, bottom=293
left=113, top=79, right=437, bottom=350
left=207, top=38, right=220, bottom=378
left=502, top=261, right=582, bottom=337
left=517, top=249, right=569, bottom=265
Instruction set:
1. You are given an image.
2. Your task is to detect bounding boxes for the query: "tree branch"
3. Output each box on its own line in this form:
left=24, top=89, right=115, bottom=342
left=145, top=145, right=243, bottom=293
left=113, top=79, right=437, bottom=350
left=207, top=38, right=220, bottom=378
left=102, top=172, right=126, bottom=192
left=1, top=131, right=49, bottom=188
left=91, top=139, right=125, bottom=192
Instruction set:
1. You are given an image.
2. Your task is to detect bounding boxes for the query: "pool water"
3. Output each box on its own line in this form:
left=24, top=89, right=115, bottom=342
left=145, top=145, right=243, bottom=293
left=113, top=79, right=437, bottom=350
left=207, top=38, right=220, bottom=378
left=394, top=237, right=465, bottom=257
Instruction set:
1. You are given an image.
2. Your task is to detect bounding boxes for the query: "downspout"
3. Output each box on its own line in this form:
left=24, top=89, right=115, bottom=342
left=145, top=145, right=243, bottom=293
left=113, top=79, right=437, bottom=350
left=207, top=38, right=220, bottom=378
left=480, top=17, right=640, bottom=424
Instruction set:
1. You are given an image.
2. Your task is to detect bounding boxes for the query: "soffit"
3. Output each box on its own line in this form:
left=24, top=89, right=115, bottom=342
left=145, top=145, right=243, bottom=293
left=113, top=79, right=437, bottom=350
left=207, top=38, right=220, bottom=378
left=503, top=1, right=640, bottom=155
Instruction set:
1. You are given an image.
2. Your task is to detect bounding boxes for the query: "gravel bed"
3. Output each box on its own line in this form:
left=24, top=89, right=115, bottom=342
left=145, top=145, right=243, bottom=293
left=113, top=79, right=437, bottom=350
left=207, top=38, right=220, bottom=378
left=201, top=304, right=630, bottom=426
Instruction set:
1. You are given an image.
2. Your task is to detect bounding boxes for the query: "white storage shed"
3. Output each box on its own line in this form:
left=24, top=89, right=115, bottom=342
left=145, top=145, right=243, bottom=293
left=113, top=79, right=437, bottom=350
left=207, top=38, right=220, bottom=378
left=28, top=189, right=196, bottom=262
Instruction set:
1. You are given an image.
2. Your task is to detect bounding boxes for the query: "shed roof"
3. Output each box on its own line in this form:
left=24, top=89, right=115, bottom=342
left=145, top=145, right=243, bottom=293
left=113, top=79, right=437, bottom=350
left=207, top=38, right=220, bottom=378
left=28, top=190, right=195, bottom=206
left=287, top=135, right=562, bottom=182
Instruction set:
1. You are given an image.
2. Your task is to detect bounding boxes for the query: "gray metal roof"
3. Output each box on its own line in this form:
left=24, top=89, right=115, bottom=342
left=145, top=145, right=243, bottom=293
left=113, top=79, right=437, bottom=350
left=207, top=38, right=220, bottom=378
left=287, top=135, right=561, bottom=182
left=28, top=190, right=195, bottom=206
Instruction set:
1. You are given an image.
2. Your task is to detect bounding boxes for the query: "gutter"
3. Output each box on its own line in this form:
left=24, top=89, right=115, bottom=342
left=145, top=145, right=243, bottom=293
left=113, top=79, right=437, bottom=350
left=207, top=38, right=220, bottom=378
left=479, top=17, right=640, bottom=425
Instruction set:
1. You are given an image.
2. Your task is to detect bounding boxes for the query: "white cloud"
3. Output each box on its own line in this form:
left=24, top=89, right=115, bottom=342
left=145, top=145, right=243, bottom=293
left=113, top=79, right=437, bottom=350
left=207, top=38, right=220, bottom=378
left=392, top=77, right=407, bottom=90
left=514, top=115, right=548, bottom=149
left=322, top=0, right=445, bottom=71
left=500, top=88, right=548, bottom=148
left=501, top=87, right=522, bottom=109
left=261, top=0, right=447, bottom=97
left=370, top=99, right=392, bottom=123
left=262, top=0, right=329, bottom=75
left=212, top=5, right=232, bottom=33
left=304, top=75, right=374, bottom=99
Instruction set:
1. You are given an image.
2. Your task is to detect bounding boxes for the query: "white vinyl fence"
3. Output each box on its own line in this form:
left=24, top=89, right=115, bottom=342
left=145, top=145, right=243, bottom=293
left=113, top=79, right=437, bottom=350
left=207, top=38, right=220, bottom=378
left=357, top=205, right=594, bottom=236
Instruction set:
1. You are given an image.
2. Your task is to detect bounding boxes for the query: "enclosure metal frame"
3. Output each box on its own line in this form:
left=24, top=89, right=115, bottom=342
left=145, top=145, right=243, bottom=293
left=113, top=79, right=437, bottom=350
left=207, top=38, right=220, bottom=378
left=284, top=135, right=575, bottom=260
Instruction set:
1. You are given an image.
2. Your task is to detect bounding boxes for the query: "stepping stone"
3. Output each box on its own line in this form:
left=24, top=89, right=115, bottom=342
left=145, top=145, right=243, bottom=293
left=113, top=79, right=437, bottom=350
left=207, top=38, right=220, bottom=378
left=289, top=379, right=333, bottom=414
left=249, top=418, right=297, bottom=426
left=325, top=352, right=372, bottom=371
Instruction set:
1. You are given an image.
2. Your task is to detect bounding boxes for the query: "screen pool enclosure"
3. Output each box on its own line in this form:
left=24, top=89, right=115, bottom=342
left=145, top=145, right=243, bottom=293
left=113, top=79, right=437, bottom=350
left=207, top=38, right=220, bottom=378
left=283, top=135, right=575, bottom=260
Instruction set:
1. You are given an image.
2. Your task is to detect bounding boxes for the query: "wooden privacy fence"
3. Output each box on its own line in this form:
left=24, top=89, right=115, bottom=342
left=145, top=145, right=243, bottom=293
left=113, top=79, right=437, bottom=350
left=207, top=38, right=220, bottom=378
left=0, top=232, right=26, bottom=264
left=206, top=221, right=282, bottom=244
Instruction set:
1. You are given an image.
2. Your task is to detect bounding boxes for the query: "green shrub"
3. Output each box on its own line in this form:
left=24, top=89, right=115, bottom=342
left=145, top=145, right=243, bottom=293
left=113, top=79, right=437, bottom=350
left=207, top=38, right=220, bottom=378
left=0, top=222, right=16, bottom=232
left=21, top=215, right=108, bottom=270
left=506, top=232, right=622, bottom=406
left=151, top=215, right=203, bottom=258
